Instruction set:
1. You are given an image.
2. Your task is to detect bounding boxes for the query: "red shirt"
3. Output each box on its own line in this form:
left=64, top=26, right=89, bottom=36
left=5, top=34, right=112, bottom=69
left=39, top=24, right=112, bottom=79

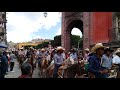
left=18, top=75, right=32, bottom=78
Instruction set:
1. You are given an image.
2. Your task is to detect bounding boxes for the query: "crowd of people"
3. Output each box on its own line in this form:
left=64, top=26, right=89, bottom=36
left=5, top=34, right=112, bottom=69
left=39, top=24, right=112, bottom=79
left=0, top=42, right=120, bottom=78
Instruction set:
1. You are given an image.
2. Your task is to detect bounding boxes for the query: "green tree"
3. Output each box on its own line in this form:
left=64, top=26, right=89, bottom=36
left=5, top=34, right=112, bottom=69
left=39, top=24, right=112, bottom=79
left=54, top=35, right=61, bottom=46
left=53, top=35, right=83, bottom=48
left=71, top=35, right=80, bottom=48
left=35, top=42, right=49, bottom=49
left=35, top=35, right=83, bottom=49
left=24, top=45, right=32, bottom=49
left=78, top=38, right=83, bottom=49
left=50, top=40, right=55, bottom=47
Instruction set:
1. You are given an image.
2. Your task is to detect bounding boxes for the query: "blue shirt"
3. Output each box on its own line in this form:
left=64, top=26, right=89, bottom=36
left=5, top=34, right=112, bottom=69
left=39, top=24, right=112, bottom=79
left=54, top=54, right=63, bottom=65
left=70, top=53, right=77, bottom=60
left=88, top=54, right=107, bottom=78
left=38, top=52, right=47, bottom=60
left=101, top=54, right=113, bottom=69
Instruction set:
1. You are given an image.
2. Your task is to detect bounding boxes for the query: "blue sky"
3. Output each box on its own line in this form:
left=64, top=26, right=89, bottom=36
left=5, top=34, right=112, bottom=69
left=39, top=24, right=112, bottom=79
left=31, top=21, right=61, bottom=40
left=6, top=12, right=82, bottom=43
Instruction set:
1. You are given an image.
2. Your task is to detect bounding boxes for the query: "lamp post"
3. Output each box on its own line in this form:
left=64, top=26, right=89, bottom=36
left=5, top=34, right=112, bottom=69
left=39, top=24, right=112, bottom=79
left=43, top=12, right=48, bottom=18
left=78, top=39, right=80, bottom=49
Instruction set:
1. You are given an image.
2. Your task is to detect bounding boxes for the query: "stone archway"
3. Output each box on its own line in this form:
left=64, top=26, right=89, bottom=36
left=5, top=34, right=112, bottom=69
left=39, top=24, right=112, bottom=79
left=66, top=20, right=83, bottom=51
left=61, top=12, right=86, bottom=52
left=62, top=12, right=114, bottom=53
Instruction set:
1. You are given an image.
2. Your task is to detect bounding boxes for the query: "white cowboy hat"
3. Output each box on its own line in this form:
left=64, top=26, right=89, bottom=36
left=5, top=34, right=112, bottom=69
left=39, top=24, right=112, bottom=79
left=68, top=52, right=71, bottom=54
left=115, top=50, right=120, bottom=55
left=91, top=43, right=105, bottom=53
left=117, top=48, right=120, bottom=51
left=6, top=50, right=9, bottom=52
left=85, top=48, right=90, bottom=51
left=41, top=48, right=45, bottom=51
left=56, top=46, right=64, bottom=51
left=30, top=47, right=33, bottom=48
left=20, top=47, right=24, bottom=49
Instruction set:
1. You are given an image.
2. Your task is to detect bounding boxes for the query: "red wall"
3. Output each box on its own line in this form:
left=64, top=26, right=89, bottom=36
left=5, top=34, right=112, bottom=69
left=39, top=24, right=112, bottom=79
left=92, top=12, right=112, bottom=44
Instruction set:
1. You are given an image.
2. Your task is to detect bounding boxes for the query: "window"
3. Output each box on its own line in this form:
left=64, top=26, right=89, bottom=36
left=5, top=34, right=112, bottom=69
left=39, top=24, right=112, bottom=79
left=116, top=14, right=120, bottom=34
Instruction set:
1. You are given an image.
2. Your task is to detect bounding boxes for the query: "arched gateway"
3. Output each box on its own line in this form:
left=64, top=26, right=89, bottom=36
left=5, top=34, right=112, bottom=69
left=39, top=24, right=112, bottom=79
left=62, top=12, right=120, bottom=52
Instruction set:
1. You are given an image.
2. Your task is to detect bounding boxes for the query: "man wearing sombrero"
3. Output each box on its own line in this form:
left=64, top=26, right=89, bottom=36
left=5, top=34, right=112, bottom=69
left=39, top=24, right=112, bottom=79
left=70, top=48, right=78, bottom=64
left=101, top=47, right=114, bottom=69
left=84, top=48, right=90, bottom=62
left=113, top=48, right=120, bottom=78
left=88, top=43, right=109, bottom=78
left=53, top=46, right=64, bottom=78
left=112, top=49, right=120, bottom=71
left=38, top=48, right=47, bottom=67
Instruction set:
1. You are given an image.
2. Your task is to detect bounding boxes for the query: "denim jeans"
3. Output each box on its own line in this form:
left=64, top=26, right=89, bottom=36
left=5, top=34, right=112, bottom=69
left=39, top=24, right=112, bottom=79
left=95, top=73, right=109, bottom=78
left=53, top=64, right=61, bottom=78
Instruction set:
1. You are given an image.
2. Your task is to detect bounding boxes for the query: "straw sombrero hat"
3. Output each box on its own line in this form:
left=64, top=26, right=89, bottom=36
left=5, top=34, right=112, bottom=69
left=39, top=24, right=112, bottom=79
left=85, top=48, right=90, bottom=52
left=20, top=47, right=24, bottom=50
left=117, top=48, right=120, bottom=51
left=41, top=48, right=45, bottom=51
left=68, top=52, right=71, bottom=54
left=91, top=43, right=105, bottom=53
left=115, top=50, right=120, bottom=55
left=56, top=46, right=64, bottom=51
left=6, top=50, right=9, bottom=52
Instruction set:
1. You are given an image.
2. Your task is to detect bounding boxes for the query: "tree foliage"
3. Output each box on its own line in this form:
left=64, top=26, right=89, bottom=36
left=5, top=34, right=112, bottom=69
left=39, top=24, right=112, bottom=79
left=35, top=42, right=49, bottom=49
left=35, top=35, right=83, bottom=49
left=24, top=45, right=33, bottom=49
left=54, top=35, right=61, bottom=46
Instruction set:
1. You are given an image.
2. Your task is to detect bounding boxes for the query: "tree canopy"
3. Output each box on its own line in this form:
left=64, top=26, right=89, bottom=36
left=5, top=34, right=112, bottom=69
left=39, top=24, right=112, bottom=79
left=35, top=35, right=83, bottom=49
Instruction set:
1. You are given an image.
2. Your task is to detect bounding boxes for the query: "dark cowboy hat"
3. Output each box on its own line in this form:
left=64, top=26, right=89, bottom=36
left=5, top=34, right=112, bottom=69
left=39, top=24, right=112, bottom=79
left=71, top=48, right=76, bottom=52
left=104, top=47, right=114, bottom=53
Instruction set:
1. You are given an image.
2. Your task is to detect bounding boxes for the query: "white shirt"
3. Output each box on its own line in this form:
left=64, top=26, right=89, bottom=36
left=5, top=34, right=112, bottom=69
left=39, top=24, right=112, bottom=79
left=18, top=50, right=25, bottom=55
left=62, top=53, right=66, bottom=60
left=112, top=55, right=120, bottom=64
left=36, top=51, right=39, bottom=55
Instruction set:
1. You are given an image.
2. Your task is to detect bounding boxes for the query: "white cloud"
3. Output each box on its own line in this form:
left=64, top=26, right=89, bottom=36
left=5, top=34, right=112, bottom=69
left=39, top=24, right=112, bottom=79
left=56, top=27, right=83, bottom=38
left=6, top=12, right=61, bottom=43
left=56, top=28, right=61, bottom=35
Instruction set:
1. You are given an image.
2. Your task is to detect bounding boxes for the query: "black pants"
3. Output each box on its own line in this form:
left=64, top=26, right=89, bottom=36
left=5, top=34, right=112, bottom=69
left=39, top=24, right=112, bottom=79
left=10, top=62, right=14, bottom=71
left=0, top=66, right=7, bottom=78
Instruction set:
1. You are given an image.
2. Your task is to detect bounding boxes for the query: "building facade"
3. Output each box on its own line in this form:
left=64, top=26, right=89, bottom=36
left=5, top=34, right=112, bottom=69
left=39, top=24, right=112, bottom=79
left=62, top=12, right=120, bottom=52
left=0, top=12, right=7, bottom=44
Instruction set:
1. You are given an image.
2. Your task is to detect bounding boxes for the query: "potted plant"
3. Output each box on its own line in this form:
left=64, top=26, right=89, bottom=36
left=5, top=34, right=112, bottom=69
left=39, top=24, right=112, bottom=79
left=0, top=32, right=5, bottom=36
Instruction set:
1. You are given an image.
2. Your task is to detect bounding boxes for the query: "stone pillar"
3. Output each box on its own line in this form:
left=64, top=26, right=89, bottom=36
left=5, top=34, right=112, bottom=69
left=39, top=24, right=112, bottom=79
left=83, top=12, right=91, bottom=52
left=61, top=12, right=65, bottom=48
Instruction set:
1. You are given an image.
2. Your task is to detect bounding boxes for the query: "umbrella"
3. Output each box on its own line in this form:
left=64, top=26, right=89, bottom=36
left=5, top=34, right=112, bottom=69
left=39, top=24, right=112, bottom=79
left=0, top=43, right=8, bottom=48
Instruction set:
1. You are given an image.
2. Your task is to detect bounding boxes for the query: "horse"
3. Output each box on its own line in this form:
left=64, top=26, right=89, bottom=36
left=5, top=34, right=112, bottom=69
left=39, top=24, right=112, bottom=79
left=18, top=55, right=26, bottom=68
left=46, top=60, right=54, bottom=78
left=46, top=57, right=82, bottom=78
left=61, top=62, right=86, bottom=78
left=39, top=57, right=49, bottom=78
left=45, top=57, right=70, bottom=78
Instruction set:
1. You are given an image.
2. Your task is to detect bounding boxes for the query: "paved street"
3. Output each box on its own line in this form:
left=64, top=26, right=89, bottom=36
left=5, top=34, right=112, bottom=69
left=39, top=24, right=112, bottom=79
left=5, top=60, right=41, bottom=78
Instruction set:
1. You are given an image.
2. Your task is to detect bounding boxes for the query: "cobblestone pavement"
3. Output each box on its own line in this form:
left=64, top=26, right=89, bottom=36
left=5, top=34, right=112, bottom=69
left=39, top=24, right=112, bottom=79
left=5, top=60, right=41, bottom=78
